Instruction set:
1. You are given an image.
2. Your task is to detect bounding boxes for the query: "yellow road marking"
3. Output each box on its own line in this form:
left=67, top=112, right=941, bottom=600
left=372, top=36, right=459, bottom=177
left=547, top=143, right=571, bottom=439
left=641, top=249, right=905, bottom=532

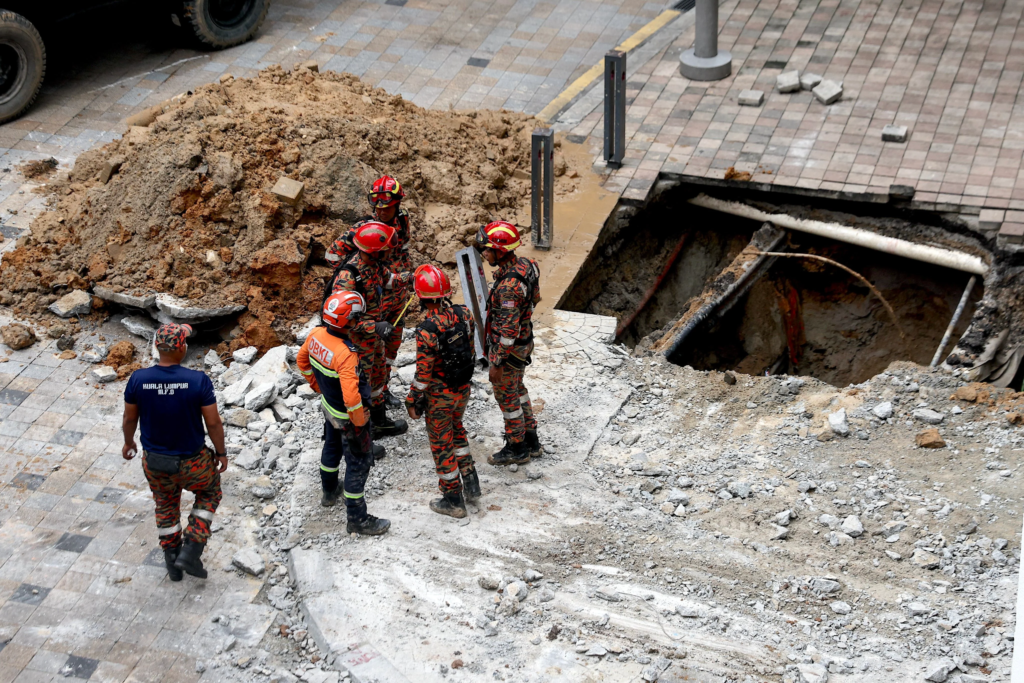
left=536, top=9, right=682, bottom=124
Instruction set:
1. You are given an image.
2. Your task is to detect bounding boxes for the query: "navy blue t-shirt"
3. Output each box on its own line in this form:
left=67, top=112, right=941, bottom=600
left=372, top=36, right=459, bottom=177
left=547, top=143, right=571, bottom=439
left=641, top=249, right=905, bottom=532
left=124, top=364, right=217, bottom=456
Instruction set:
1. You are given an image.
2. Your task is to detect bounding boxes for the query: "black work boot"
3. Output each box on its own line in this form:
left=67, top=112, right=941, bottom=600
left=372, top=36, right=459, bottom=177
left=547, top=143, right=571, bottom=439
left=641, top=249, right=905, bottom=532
left=346, top=514, right=391, bottom=536
left=372, top=443, right=386, bottom=462
left=321, top=486, right=341, bottom=507
left=462, top=469, right=482, bottom=502
left=371, top=405, right=408, bottom=438
left=173, top=539, right=208, bottom=579
left=430, top=490, right=467, bottom=518
left=383, top=389, right=403, bottom=408
left=164, top=547, right=183, bottom=582
left=525, top=429, right=542, bottom=458
left=488, top=439, right=530, bottom=466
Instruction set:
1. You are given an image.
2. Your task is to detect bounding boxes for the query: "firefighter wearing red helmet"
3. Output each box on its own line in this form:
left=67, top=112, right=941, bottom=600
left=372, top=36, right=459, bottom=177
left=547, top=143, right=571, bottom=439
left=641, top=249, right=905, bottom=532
left=474, top=221, right=543, bottom=466
left=405, top=264, right=481, bottom=517
left=322, top=221, right=410, bottom=439
left=297, top=291, right=390, bottom=535
left=325, top=176, right=414, bottom=410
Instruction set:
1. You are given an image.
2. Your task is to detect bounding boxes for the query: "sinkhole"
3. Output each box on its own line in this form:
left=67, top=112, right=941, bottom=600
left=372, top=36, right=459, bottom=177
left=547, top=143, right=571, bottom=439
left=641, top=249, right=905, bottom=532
left=561, top=186, right=986, bottom=387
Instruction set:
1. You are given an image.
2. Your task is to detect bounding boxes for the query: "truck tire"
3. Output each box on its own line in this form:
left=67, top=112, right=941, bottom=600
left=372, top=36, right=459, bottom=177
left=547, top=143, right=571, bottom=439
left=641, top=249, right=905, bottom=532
left=182, top=0, right=270, bottom=49
left=0, top=12, right=45, bottom=124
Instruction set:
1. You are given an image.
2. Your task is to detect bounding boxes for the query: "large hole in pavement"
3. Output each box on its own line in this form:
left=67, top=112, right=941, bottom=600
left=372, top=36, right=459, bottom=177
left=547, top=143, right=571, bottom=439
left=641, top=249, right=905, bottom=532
left=563, top=192, right=984, bottom=387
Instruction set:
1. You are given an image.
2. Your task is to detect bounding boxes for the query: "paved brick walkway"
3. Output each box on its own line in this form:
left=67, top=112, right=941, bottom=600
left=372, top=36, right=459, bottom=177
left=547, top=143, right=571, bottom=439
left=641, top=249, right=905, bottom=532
left=565, top=0, right=1024, bottom=240
left=0, top=327, right=271, bottom=683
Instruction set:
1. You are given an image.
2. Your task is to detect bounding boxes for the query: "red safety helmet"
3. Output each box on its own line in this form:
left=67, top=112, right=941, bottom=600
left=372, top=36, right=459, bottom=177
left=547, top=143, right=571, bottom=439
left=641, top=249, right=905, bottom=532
left=413, top=264, right=451, bottom=300
left=475, top=221, right=521, bottom=254
left=368, top=176, right=405, bottom=208
left=322, top=291, right=366, bottom=329
left=352, top=221, right=397, bottom=253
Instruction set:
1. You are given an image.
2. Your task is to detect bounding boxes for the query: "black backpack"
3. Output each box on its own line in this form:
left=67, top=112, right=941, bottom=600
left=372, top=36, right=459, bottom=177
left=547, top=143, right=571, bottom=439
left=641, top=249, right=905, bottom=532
left=419, top=305, right=475, bottom=389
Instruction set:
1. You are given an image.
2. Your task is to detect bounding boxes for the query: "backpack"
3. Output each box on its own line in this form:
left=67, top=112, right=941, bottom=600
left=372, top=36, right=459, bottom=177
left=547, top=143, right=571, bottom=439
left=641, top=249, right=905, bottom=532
left=419, top=305, right=475, bottom=389
left=485, top=258, right=540, bottom=344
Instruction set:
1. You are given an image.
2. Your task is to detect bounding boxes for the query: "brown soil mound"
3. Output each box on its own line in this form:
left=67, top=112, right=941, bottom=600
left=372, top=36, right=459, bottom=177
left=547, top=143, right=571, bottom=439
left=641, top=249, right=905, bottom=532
left=18, top=157, right=58, bottom=179
left=0, top=65, right=578, bottom=348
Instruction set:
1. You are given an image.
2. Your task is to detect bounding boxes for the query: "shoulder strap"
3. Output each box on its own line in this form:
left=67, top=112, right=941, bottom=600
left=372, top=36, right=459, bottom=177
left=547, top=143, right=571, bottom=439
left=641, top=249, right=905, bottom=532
left=418, top=318, right=439, bottom=335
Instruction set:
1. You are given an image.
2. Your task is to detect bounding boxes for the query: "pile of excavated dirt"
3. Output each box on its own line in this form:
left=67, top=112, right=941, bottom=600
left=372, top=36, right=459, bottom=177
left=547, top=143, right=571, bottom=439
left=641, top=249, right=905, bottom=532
left=0, top=65, right=581, bottom=349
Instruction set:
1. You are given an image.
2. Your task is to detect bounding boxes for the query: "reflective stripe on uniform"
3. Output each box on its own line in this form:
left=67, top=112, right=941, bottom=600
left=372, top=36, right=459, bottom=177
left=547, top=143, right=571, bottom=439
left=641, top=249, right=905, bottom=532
left=325, top=253, right=341, bottom=263
left=412, top=380, right=428, bottom=391
left=503, top=408, right=524, bottom=419
left=346, top=402, right=363, bottom=413
left=455, top=446, right=471, bottom=456
left=190, top=508, right=214, bottom=522
left=439, top=470, right=460, bottom=481
left=343, top=489, right=364, bottom=500
left=500, top=336, right=515, bottom=346
left=301, top=369, right=314, bottom=376
left=158, top=524, right=182, bottom=536
left=320, top=464, right=340, bottom=473
left=320, top=395, right=349, bottom=420
left=520, top=392, right=530, bottom=404
left=370, top=387, right=384, bottom=398
left=310, top=357, right=339, bottom=378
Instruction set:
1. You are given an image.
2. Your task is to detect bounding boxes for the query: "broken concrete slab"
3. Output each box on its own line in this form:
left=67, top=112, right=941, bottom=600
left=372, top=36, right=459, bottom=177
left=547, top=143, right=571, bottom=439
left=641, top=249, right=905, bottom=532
left=913, top=408, right=945, bottom=425
left=91, top=366, right=118, bottom=383
left=243, top=345, right=290, bottom=388
left=93, top=286, right=157, bottom=309
left=244, top=383, right=276, bottom=412
left=799, top=72, right=822, bottom=90
left=776, top=70, right=800, bottom=93
left=271, top=177, right=305, bottom=205
left=223, top=376, right=253, bottom=407
left=49, top=290, right=92, bottom=318
left=812, top=80, right=843, bottom=104
left=233, top=346, right=258, bottom=364
left=153, top=293, right=245, bottom=323
left=232, top=548, right=265, bottom=576
left=738, top=90, right=764, bottom=106
left=121, top=315, right=157, bottom=340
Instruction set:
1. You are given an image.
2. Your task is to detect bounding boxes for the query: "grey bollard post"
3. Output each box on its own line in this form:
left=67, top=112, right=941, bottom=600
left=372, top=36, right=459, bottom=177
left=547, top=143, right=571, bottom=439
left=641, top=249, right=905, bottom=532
left=530, top=128, right=553, bottom=250
left=604, top=50, right=626, bottom=169
left=679, top=0, right=732, bottom=80
left=455, top=246, right=489, bottom=361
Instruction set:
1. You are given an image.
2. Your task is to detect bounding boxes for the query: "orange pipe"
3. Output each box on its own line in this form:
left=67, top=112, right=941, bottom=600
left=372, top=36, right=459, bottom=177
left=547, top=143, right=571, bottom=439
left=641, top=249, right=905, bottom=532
left=615, top=234, right=688, bottom=339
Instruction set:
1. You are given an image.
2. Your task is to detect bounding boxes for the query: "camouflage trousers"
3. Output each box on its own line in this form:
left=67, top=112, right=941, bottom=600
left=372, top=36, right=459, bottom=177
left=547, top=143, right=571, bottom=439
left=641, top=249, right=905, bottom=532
left=383, top=324, right=403, bottom=389
left=352, top=329, right=389, bottom=410
left=425, top=383, right=475, bottom=494
left=492, top=343, right=536, bottom=444
left=142, top=446, right=222, bottom=550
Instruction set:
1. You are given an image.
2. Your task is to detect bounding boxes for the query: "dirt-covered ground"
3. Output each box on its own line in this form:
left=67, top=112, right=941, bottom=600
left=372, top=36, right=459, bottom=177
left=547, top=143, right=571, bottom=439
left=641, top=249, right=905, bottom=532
left=198, top=326, right=1024, bottom=683
left=0, top=66, right=581, bottom=351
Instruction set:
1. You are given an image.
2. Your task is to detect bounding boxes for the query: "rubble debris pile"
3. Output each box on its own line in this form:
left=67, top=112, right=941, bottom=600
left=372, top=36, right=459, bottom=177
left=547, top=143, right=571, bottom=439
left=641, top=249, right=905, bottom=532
left=0, top=66, right=579, bottom=350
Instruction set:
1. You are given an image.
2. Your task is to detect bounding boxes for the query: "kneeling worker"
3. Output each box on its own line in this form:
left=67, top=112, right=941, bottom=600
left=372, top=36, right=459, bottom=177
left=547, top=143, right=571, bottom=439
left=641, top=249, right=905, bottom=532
left=122, top=323, right=227, bottom=581
left=405, top=264, right=481, bottom=518
left=297, top=291, right=390, bottom=536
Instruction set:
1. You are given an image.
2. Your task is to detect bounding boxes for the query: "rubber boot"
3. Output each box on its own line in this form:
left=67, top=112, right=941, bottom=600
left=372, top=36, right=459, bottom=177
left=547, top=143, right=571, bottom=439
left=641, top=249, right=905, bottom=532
left=346, top=514, right=391, bottom=536
left=430, top=490, right=467, bottom=518
left=525, top=429, right=542, bottom=458
left=173, top=539, right=208, bottom=579
left=321, top=486, right=341, bottom=507
left=488, top=439, right=530, bottom=466
left=164, top=547, right=183, bottom=582
left=371, top=405, right=408, bottom=438
left=462, top=469, right=482, bottom=502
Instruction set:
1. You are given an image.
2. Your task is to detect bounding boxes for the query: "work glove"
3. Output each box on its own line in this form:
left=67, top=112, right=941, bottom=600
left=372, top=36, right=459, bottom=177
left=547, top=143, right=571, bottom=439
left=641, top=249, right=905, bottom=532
left=375, top=321, right=394, bottom=339
left=399, top=271, right=412, bottom=284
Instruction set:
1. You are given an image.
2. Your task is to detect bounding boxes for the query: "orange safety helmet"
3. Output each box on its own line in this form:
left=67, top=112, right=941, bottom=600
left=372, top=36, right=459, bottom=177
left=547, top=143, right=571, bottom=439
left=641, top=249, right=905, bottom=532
left=474, top=221, right=521, bottom=254
left=352, top=221, right=397, bottom=253
left=322, top=291, right=366, bottom=329
left=368, top=176, right=405, bottom=208
left=413, top=264, right=451, bottom=300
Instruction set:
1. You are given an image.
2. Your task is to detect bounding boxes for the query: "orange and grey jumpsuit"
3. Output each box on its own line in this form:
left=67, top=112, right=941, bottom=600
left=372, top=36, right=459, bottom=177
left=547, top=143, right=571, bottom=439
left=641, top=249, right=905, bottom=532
left=486, top=255, right=541, bottom=444
left=297, top=326, right=375, bottom=521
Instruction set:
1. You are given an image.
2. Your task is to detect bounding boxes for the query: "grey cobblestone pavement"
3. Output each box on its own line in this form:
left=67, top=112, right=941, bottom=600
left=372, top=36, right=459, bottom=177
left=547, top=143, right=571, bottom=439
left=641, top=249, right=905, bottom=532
left=0, top=325, right=271, bottom=683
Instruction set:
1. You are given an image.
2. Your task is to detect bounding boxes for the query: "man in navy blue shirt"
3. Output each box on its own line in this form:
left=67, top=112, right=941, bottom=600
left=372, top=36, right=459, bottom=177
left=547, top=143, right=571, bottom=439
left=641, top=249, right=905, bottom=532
left=122, top=323, right=227, bottom=582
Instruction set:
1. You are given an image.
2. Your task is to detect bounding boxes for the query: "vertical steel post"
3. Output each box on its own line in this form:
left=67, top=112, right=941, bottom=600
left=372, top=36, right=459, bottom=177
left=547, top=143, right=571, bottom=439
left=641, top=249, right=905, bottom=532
left=531, top=128, right=554, bottom=250
left=604, top=50, right=626, bottom=169
left=678, top=0, right=732, bottom=80
left=455, top=246, right=490, bottom=361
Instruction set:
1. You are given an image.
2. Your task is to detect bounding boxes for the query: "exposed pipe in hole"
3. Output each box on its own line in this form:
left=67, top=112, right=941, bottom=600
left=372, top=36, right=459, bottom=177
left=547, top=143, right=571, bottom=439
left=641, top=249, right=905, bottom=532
left=930, top=275, right=977, bottom=368
left=688, top=194, right=989, bottom=276
left=615, top=233, right=688, bottom=339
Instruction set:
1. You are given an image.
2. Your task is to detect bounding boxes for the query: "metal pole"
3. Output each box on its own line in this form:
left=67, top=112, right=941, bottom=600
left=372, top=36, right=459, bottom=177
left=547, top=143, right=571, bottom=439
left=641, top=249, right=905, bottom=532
left=531, top=128, right=553, bottom=250
left=930, top=275, right=977, bottom=368
left=604, top=50, right=626, bottom=169
left=531, top=131, right=542, bottom=241
left=455, top=246, right=490, bottom=361
left=678, top=0, right=732, bottom=81
left=542, top=129, right=553, bottom=250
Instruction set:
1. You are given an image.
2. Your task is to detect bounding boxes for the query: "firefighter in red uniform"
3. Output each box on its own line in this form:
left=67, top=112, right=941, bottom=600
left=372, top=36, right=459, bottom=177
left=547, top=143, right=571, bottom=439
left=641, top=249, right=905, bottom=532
left=405, top=264, right=481, bottom=518
left=322, top=221, right=409, bottom=439
left=474, top=221, right=543, bottom=466
left=325, top=176, right=413, bottom=409
left=297, top=291, right=390, bottom=536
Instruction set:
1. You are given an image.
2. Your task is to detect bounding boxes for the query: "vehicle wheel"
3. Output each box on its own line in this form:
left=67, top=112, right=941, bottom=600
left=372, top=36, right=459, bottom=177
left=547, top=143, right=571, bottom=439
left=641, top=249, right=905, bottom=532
left=182, top=0, right=270, bottom=49
left=0, top=12, right=45, bottom=124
